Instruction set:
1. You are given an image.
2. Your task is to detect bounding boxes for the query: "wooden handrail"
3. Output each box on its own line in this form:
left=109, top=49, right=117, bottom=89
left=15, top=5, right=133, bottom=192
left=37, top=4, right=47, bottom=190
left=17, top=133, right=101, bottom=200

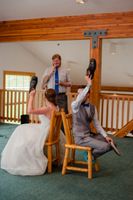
left=114, top=119, right=133, bottom=137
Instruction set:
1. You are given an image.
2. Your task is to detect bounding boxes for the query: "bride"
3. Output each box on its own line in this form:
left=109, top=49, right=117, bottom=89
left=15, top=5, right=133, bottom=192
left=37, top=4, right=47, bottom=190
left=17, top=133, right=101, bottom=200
left=1, top=89, right=65, bottom=176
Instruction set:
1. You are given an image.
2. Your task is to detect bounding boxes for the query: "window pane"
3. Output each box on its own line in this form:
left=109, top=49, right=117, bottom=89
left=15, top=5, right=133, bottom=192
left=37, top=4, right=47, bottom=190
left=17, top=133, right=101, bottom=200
left=5, top=73, right=34, bottom=90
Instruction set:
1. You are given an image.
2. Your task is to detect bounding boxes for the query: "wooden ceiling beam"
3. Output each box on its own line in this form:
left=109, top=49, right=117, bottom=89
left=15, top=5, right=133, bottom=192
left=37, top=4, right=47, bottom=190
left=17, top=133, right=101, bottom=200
left=0, top=11, right=133, bottom=41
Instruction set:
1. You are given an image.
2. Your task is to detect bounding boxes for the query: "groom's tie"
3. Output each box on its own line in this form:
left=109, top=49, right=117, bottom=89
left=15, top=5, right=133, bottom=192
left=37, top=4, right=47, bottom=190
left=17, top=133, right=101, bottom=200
left=55, top=67, right=59, bottom=94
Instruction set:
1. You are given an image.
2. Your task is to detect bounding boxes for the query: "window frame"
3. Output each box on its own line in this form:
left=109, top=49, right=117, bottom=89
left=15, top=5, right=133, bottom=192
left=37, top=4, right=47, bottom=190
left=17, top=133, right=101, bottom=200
left=3, top=70, right=35, bottom=90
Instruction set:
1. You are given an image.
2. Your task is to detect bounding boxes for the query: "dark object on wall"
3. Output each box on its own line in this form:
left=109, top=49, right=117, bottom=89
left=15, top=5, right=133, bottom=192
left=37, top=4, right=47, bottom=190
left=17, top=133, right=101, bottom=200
left=29, top=76, right=38, bottom=93
left=86, top=58, right=96, bottom=80
left=21, top=114, right=29, bottom=124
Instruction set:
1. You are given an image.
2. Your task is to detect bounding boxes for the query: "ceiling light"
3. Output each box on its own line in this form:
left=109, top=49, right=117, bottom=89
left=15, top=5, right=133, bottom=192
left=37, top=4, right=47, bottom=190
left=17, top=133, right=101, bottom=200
left=76, top=0, right=88, bottom=4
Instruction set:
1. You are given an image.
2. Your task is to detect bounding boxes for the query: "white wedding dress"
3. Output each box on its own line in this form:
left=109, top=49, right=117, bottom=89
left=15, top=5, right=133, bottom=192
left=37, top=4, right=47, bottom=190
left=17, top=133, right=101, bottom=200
left=1, top=115, right=65, bottom=176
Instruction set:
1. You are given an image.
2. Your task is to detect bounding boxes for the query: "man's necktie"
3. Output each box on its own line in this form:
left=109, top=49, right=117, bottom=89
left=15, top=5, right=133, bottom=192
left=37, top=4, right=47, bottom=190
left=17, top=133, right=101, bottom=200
left=55, top=67, right=59, bottom=94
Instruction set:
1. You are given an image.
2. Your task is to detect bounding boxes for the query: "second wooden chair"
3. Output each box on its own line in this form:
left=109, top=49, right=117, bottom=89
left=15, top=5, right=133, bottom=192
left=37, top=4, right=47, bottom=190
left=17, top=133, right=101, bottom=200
left=61, top=111, right=100, bottom=179
left=45, top=111, right=62, bottom=173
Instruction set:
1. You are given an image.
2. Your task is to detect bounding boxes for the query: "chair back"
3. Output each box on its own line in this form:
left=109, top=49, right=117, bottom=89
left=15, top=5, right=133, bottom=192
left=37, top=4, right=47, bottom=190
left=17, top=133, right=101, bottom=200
left=61, top=111, right=73, bottom=145
left=47, top=111, right=62, bottom=144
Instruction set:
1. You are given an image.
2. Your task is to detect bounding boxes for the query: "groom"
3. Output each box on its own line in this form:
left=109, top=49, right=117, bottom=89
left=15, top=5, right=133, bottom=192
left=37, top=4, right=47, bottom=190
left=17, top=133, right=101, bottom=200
left=71, top=75, right=113, bottom=160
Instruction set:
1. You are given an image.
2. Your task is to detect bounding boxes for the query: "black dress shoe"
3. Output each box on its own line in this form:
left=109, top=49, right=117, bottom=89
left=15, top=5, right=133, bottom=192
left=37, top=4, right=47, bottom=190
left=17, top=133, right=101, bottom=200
left=86, top=58, right=96, bottom=80
left=29, top=76, right=38, bottom=93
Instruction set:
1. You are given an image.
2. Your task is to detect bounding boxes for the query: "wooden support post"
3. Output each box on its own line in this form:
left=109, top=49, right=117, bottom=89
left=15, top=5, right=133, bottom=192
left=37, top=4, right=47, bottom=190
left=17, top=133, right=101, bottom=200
left=89, top=38, right=102, bottom=113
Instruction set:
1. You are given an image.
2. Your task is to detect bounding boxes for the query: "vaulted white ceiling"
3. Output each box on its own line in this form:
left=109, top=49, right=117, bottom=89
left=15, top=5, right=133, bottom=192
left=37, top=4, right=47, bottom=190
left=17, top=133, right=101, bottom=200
left=0, top=0, right=133, bottom=21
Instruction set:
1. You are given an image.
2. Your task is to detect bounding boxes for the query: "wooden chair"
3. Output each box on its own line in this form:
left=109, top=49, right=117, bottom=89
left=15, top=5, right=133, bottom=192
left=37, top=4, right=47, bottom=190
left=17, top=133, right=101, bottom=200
left=45, top=111, right=62, bottom=173
left=61, top=111, right=100, bottom=179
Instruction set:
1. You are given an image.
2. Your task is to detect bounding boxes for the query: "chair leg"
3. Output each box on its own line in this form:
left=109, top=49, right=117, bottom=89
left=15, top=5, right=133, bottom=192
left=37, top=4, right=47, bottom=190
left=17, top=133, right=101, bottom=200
left=62, top=147, right=69, bottom=175
left=56, top=143, right=60, bottom=166
left=88, top=151, right=92, bottom=179
left=94, top=160, right=100, bottom=172
left=47, top=146, right=52, bottom=173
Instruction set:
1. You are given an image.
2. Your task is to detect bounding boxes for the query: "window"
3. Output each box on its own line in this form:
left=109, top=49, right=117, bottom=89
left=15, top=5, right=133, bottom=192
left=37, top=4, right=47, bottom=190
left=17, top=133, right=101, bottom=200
left=2, top=71, right=36, bottom=123
left=4, top=71, right=35, bottom=90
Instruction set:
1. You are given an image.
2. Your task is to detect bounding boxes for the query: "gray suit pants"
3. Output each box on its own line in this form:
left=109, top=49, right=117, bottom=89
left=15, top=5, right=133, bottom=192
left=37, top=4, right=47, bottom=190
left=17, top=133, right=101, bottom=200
left=76, top=133, right=112, bottom=159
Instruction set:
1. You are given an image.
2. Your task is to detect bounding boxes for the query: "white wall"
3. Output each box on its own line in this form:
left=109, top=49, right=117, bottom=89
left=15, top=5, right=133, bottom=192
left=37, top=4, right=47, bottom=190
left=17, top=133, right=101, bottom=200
left=20, top=40, right=90, bottom=85
left=0, top=43, right=46, bottom=89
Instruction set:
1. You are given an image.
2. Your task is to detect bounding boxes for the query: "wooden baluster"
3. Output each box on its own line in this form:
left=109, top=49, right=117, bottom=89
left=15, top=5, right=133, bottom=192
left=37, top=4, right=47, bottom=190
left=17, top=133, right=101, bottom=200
left=111, top=96, right=114, bottom=131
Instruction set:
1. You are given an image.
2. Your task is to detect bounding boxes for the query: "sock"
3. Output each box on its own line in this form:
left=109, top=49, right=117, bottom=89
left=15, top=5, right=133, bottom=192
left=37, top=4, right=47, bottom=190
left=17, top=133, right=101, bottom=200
left=83, top=151, right=96, bottom=163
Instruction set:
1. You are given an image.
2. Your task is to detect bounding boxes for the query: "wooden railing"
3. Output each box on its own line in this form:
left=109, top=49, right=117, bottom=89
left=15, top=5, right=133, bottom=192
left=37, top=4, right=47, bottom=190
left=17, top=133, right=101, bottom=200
left=0, top=89, right=28, bottom=123
left=114, top=119, right=133, bottom=137
left=0, top=89, right=45, bottom=123
left=0, top=89, right=133, bottom=132
left=99, top=93, right=133, bottom=132
left=68, top=92, right=133, bottom=132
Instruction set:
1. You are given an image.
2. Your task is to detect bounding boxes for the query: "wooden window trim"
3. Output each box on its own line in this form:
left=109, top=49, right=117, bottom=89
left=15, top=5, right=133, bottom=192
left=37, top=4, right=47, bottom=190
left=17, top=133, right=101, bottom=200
left=3, top=70, right=35, bottom=89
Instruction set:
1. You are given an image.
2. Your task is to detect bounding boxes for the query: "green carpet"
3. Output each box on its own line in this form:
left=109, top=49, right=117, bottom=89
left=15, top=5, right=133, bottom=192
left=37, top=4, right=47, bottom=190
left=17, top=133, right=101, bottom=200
left=0, top=123, right=133, bottom=200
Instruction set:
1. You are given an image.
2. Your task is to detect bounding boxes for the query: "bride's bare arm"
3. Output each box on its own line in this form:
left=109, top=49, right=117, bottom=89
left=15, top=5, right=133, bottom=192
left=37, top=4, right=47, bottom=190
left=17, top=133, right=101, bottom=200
left=27, top=90, right=49, bottom=115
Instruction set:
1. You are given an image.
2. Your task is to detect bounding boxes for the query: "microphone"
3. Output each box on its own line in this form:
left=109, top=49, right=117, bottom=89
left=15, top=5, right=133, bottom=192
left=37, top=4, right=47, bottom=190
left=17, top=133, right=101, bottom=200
left=86, top=58, right=96, bottom=80
left=55, top=65, right=59, bottom=68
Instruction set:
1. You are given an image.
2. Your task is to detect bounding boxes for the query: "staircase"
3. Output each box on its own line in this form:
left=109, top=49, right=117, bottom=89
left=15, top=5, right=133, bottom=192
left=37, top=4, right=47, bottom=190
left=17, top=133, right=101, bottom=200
left=114, top=119, right=133, bottom=138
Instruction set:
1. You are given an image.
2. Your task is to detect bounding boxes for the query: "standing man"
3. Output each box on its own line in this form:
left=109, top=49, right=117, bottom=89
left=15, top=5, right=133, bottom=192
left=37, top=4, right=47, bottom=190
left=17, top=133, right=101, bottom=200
left=41, top=54, right=71, bottom=113
left=71, top=75, right=113, bottom=161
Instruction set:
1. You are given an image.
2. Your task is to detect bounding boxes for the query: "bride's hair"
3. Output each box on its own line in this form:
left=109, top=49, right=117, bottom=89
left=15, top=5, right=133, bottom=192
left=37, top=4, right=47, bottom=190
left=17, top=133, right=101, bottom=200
left=45, top=89, right=57, bottom=106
